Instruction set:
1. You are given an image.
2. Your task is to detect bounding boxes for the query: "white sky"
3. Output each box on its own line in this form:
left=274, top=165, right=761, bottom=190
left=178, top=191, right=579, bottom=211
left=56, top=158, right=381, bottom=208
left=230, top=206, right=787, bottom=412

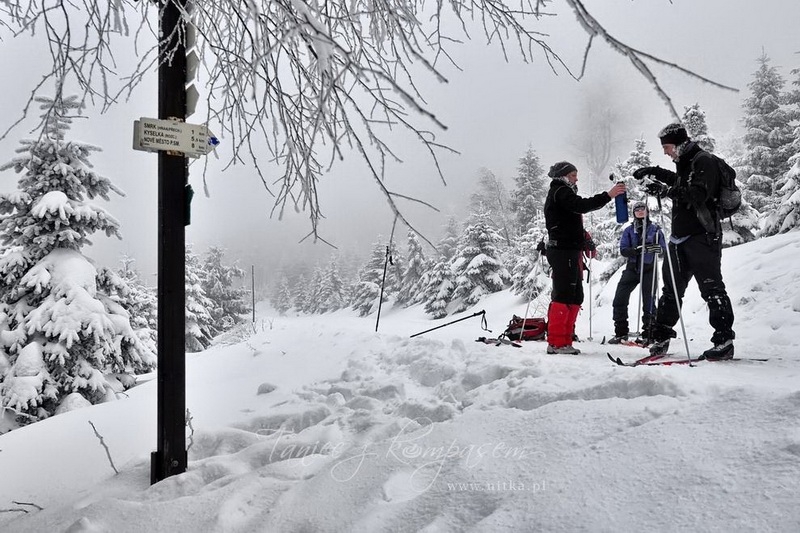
left=0, top=1, right=798, bottom=281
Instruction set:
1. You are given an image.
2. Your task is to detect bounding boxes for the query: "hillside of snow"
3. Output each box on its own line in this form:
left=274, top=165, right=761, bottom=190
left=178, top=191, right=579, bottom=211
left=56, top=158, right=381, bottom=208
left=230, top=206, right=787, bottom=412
left=2, top=232, right=800, bottom=532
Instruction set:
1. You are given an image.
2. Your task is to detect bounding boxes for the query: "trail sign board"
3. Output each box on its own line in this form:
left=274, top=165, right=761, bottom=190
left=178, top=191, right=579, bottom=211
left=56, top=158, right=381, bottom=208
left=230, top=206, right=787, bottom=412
left=133, top=117, right=218, bottom=158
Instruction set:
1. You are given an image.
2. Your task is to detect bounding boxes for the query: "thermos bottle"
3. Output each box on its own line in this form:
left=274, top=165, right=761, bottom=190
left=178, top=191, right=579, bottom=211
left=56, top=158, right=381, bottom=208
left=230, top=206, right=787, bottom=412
left=615, top=183, right=628, bottom=223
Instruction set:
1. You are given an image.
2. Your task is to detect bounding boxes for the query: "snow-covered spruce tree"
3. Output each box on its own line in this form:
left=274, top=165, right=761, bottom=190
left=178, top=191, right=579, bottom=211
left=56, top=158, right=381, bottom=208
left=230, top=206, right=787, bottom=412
left=762, top=65, right=800, bottom=235
left=316, top=257, right=347, bottom=313
left=508, top=220, right=548, bottom=299
left=510, top=147, right=548, bottom=233
left=292, top=273, right=311, bottom=314
left=450, top=212, right=510, bottom=312
left=185, top=245, right=215, bottom=352
left=469, top=168, right=514, bottom=245
left=420, top=220, right=463, bottom=318
left=422, top=259, right=456, bottom=319
left=0, top=95, right=155, bottom=422
left=682, top=103, right=716, bottom=153
left=272, top=276, right=293, bottom=315
left=614, top=138, right=651, bottom=177
left=350, top=239, right=402, bottom=317
left=762, top=158, right=800, bottom=235
left=741, top=53, right=794, bottom=213
left=437, top=216, right=461, bottom=262
left=201, top=246, right=249, bottom=330
left=395, top=230, right=429, bottom=307
left=98, top=255, right=157, bottom=348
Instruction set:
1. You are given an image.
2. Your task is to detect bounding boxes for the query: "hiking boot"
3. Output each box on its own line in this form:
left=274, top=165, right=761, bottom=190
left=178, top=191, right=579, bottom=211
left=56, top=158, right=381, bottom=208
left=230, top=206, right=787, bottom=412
left=607, top=334, right=628, bottom=345
left=649, top=339, right=670, bottom=356
left=634, top=336, right=651, bottom=347
left=547, top=344, right=581, bottom=355
left=702, top=339, right=734, bottom=361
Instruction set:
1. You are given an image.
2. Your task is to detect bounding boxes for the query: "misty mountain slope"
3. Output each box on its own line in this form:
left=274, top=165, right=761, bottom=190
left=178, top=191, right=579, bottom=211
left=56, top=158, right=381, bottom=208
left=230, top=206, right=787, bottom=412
left=2, top=232, right=800, bottom=532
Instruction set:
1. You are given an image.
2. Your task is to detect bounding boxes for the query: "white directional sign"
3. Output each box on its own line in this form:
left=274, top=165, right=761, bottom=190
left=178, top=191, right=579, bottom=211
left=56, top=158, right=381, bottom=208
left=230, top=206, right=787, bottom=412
left=133, top=117, right=219, bottom=158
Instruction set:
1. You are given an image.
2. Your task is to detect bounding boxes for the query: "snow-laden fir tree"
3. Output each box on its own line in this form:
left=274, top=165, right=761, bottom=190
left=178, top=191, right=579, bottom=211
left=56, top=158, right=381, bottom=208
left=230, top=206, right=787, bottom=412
left=761, top=64, right=800, bottom=235
left=437, top=216, right=461, bottom=262
left=202, top=246, right=249, bottom=330
left=185, top=245, right=215, bottom=352
left=420, top=220, right=463, bottom=318
left=469, top=168, right=514, bottom=245
left=510, top=147, right=548, bottom=233
left=740, top=52, right=794, bottom=213
left=762, top=158, right=800, bottom=235
left=292, top=273, right=311, bottom=314
left=316, top=257, right=347, bottom=313
left=682, top=103, right=716, bottom=153
left=422, top=259, right=456, bottom=319
left=395, top=230, right=429, bottom=307
left=99, top=256, right=157, bottom=346
left=0, top=95, right=155, bottom=422
left=508, top=218, right=548, bottom=299
left=450, top=212, right=510, bottom=312
left=614, top=138, right=651, bottom=179
left=350, top=239, right=402, bottom=316
left=272, top=276, right=293, bottom=315
left=304, top=266, right=325, bottom=314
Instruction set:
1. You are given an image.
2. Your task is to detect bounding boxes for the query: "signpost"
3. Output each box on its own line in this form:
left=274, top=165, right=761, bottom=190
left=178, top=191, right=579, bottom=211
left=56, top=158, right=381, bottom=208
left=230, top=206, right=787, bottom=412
left=133, top=118, right=218, bottom=158
left=141, top=0, right=219, bottom=486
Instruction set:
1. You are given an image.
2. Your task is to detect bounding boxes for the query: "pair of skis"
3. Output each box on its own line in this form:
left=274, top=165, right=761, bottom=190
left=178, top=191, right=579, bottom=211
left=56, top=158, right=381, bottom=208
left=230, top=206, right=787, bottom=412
left=608, top=352, right=768, bottom=367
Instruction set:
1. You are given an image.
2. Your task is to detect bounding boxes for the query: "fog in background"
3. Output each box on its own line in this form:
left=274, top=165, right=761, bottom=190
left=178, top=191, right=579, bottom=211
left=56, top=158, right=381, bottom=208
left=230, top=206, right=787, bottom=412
left=1, top=0, right=798, bottom=287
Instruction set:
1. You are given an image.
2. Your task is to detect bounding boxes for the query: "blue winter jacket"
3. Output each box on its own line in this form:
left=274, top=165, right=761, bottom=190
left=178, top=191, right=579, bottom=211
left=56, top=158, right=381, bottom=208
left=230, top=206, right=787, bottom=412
left=620, top=219, right=666, bottom=269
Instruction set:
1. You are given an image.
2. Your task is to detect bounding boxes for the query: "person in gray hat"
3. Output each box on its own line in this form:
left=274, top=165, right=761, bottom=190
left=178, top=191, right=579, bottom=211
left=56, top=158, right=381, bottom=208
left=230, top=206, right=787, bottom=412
left=608, top=201, right=666, bottom=345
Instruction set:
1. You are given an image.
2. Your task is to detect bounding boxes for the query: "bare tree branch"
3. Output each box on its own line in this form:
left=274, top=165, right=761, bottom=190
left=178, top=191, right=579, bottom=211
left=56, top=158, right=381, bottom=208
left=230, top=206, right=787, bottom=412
left=0, top=0, right=736, bottom=239
left=88, top=420, right=119, bottom=475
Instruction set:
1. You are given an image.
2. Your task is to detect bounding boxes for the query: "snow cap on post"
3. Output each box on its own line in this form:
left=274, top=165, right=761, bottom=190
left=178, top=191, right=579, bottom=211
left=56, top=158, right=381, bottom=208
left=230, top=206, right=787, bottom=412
left=658, top=123, right=689, bottom=146
left=548, top=161, right=577, bottom=178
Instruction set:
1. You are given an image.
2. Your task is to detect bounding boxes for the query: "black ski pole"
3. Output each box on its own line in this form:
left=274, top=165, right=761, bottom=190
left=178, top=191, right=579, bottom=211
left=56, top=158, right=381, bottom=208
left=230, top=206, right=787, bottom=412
left=410, top=310, right=489, bottom=338
left=375, top=245, right=391, bottom=332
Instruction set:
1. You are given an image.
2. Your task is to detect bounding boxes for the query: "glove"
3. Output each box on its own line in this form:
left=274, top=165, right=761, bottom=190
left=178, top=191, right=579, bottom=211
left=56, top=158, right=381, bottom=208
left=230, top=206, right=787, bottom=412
left=633, top=167, right=664, bottom=180
left=645, top=182, right=669, bottom=198
left=644, top=243, right=662, bottom=254
left=583, top=231, right=597, bottom=259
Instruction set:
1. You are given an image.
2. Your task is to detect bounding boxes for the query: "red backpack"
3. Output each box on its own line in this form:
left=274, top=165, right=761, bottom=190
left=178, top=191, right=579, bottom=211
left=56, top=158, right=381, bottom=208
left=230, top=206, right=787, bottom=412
left=502, top=315, right=547, bottom=341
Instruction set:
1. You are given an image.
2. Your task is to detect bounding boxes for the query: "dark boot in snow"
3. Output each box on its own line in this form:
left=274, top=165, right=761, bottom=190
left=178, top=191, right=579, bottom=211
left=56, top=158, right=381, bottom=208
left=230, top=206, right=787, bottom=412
left=702, top=339, right=734, bottom=361
left=607, top=334, right=628, bottom=345
left=649, top=339, right=670, bottom=356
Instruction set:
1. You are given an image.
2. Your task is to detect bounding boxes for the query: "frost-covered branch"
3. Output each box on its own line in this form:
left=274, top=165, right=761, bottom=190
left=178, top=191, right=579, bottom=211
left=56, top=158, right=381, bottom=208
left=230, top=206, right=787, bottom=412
left=88, top=420, right=119, bottom=475
left=564, top=0, right=738, bottom=119
left=0, top=0, right=736, bottom=238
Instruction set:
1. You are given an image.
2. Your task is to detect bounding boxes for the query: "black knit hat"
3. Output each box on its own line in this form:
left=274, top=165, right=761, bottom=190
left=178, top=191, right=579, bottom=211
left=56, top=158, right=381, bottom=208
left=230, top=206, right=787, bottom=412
left=658, top=123, right=689, bottom=146
left=548, top=161, right=577, bottom=178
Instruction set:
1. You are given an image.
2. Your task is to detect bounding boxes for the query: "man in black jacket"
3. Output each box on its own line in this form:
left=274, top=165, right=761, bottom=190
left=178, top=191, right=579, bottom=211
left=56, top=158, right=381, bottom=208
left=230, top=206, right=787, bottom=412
left=633, top=123, right=736, bottom=360
left=544, top=161, right=625, bottom=354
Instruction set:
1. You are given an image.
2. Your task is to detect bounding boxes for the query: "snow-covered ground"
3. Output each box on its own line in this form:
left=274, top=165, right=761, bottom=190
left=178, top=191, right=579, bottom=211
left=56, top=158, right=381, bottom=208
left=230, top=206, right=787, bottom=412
left=2, top=232, right=800, bottom=532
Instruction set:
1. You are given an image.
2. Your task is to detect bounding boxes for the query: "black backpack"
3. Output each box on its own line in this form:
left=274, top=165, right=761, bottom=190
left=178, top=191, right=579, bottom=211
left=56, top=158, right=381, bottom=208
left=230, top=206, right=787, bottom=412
left=693, top=153, right=741, bottom=218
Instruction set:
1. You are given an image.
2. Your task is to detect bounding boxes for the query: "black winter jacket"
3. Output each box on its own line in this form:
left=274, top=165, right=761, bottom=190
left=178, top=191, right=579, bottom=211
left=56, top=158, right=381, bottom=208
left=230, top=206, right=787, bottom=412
left=544, top=179, right=612, bottom=249
left=652, top=142, right=721, bottom=237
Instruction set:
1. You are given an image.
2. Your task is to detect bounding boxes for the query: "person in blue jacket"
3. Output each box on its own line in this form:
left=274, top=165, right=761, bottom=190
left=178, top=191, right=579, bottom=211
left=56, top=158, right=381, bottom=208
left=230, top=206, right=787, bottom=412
left=608, top=201, right=666, bottom=344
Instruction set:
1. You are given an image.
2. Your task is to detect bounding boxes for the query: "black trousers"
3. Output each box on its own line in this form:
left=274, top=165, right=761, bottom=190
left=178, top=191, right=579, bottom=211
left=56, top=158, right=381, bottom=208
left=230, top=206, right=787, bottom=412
left=612, top=265, right=656, bottom=332
left=546, top=248, right=584, bottom=305
left=655, top=233, right=735, bottom=344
